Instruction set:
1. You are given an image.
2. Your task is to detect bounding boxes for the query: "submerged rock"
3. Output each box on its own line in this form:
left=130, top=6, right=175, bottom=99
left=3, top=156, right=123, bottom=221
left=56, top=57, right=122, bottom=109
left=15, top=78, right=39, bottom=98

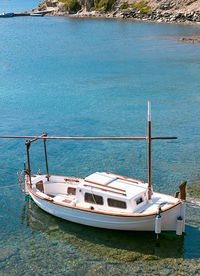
left=178, top=37, right=200, bottom=43
left=188, top=181, right=200, bottom=198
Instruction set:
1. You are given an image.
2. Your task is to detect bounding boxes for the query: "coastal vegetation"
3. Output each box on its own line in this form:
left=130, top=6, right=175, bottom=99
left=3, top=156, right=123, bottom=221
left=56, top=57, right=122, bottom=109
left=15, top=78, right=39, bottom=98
left=120, top=2, right=128, bottom=9
left=59, top=0, right=81, bottom=12
left=59, top=0, right=115, bottom=12
left=94, top=0, right=115, bottom=12
left=133, top=1, right=151, bottom=14
left=120, top=1, right=151, bottom=14
left=35, top=0, right=200, bottom=23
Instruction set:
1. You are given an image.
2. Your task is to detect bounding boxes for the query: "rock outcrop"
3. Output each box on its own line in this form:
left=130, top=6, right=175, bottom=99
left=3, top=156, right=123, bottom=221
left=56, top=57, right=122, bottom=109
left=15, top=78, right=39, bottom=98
left=32, top=0, right=200, bottom=23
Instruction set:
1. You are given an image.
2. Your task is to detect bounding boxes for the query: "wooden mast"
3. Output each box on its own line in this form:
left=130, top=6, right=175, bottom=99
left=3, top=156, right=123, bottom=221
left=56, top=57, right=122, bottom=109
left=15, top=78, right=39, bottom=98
left=26, top=141, right=31, bottom=186
left=147, top=101, right=152, bottom=200
left=0, top=103, right=177, bottom=190
left=43, top=132, right=50, bottom=181
left=25, top=133, right=46, bottom=186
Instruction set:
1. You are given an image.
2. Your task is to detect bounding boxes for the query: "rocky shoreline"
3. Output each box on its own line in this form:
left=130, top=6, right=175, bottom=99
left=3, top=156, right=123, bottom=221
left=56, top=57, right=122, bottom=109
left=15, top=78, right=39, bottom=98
left=118, top=9, right=200, bottom=23
left=32, top=0, right=200, bottom=25
left=178, top=36, right=200, bottom=43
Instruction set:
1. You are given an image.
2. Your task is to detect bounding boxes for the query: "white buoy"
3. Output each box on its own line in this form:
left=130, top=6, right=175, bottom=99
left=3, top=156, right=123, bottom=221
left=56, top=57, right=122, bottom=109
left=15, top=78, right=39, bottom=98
left=24, top=176, right=29, bottom=195
left=176, top=216, right=183, bottom=235
left=71, top=200, right=76, bottom=207
left=155, top=213, right=162, bottom=234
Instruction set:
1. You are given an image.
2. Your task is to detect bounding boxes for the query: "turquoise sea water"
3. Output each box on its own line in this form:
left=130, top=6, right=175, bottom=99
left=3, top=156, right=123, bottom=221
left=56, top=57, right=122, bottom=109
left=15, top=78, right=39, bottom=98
left=0, top=15, right=200, bottom=275
left=0, top=0, right=40, bottom=13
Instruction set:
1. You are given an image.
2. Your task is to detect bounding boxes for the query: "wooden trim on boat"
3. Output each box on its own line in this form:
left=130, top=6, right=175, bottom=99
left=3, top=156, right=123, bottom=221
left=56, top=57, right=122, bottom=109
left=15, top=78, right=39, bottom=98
left=39, top=174, right=83, bottom=180
left=179, top=181, right=187, bottom=200
left=27, top=182, right=181, bottom=217
left=83, top=184, right=126, bottom=196
left=106, top=172, right=145, bottom=183
left=62, top=199, right=72, bottom=204
left=116, top=177, right=140, bottom=184
left=84, top=179, right=126, bottom=192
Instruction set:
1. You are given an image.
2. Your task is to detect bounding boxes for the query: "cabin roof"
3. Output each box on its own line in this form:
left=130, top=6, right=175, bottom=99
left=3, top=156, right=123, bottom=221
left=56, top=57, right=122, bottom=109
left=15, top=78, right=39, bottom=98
left=108, top=179, right=147, bottom=198
left=84, top=172, right=147, bottom=199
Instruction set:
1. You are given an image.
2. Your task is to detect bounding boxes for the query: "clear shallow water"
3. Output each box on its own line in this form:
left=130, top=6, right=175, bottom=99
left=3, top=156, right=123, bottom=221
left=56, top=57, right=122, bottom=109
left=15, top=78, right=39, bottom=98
left=0, top=16, right=200, bottom=275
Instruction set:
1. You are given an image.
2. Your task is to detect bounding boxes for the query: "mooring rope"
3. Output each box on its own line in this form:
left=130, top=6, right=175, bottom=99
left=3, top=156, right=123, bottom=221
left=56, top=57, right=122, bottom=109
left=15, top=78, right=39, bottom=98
left=0, top=184, right=19, bottom=188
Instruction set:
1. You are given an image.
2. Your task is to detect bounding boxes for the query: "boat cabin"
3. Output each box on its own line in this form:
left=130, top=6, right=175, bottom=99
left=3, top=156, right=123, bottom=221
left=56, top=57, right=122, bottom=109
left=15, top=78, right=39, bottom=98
left=32, top=172, right=148, bottom=214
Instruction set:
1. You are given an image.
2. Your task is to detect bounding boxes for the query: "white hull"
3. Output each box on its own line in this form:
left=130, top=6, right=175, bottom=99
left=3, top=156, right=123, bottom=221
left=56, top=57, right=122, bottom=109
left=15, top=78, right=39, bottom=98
left=29, top=189, right=183, bottom=231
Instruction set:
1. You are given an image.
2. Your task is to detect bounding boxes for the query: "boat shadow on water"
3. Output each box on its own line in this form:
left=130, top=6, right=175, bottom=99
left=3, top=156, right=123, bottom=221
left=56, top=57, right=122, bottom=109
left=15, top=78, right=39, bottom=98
left=21, top=199, right=189, bottom=262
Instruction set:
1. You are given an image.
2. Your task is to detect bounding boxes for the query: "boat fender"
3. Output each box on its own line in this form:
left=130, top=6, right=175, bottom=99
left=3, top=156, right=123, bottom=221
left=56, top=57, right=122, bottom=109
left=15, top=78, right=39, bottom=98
left=155, top=207, right=162, bottom=234
left=176, top=216, right=183, bottom=235
left=155, top=213, right=162, bottom=234
left=90, top=206, right=94, bottom=210
left=71, top=200, right=76, bottom=207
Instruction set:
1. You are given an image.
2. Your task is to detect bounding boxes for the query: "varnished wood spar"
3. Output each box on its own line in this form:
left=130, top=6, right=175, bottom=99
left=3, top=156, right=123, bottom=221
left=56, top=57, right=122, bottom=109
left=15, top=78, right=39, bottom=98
left=25, top=133, right=46, bottom=186
left=0, top=135, right=177, bottom=140
left=151, top=137, right=177, bottom=140
left=26, top=133, right=46, bottom=144
left=43, top=133, right=50, bottom=181
left=26, top=142, right=31, bottom=186
left=0, top=104, right=177, bottom=198
left=148, top=101, right=152, bottom=201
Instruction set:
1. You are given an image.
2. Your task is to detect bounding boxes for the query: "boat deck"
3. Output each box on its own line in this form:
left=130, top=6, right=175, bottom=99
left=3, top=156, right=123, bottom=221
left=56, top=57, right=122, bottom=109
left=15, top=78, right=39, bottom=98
left=134, top=192, right=179, bottom=214
left=30, top=174, right=180, bottom=215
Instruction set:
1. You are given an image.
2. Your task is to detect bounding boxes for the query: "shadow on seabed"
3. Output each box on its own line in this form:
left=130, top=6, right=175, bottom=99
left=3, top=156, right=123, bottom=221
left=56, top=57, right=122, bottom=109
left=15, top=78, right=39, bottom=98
left=21, top=198, right=186, bottom=260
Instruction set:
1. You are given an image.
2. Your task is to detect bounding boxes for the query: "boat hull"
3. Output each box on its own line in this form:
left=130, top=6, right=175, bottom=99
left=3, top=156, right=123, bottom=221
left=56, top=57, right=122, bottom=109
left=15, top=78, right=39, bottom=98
left=30, top=13, right=44, bottom=16
left=0, top=13, right=14, bottom=17
left=29, top=190, right=183, bottom=231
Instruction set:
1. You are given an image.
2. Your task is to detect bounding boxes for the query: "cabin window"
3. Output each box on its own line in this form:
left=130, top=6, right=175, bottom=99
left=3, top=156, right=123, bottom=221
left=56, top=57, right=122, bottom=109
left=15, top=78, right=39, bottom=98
left=84, top=193, right=103, bottom=205
left=107, top=198, right=127, bottom=209
left=136, top=197, right=143, bottom=205
left=67, top=187, right=76, bottom=195
left=36, top=181, right=44, bottom=193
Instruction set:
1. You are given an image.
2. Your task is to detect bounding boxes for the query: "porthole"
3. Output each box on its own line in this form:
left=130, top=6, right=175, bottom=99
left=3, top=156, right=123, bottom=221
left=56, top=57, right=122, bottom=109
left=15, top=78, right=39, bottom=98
left=136, top=197, right=143, bottom=205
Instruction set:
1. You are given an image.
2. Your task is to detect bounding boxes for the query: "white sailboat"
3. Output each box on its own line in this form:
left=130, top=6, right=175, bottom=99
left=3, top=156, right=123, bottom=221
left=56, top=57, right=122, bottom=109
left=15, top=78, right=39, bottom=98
left=1, top=102, right=187, bottom=234
left=25, top=172, right=186, bottom=233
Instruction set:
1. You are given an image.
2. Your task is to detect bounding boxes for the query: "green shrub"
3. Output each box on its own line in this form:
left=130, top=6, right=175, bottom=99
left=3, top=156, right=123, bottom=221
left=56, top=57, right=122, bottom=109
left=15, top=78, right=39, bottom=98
left=90, top=0, right=95, bottom=7
left=135, top=1, right=151, bottom=14
left=120, top=2, right=129, bottom=9
left=95, top=0, right=115, bottom=12
left=141, top=6, right=151, bottom=13
left=135, top=1, right=147, bottom=9
left=104, top=0, right=115, bottom=11
left=64, top=0, right=81, bottom=12
left=96, top=0, right=105, bottom=10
